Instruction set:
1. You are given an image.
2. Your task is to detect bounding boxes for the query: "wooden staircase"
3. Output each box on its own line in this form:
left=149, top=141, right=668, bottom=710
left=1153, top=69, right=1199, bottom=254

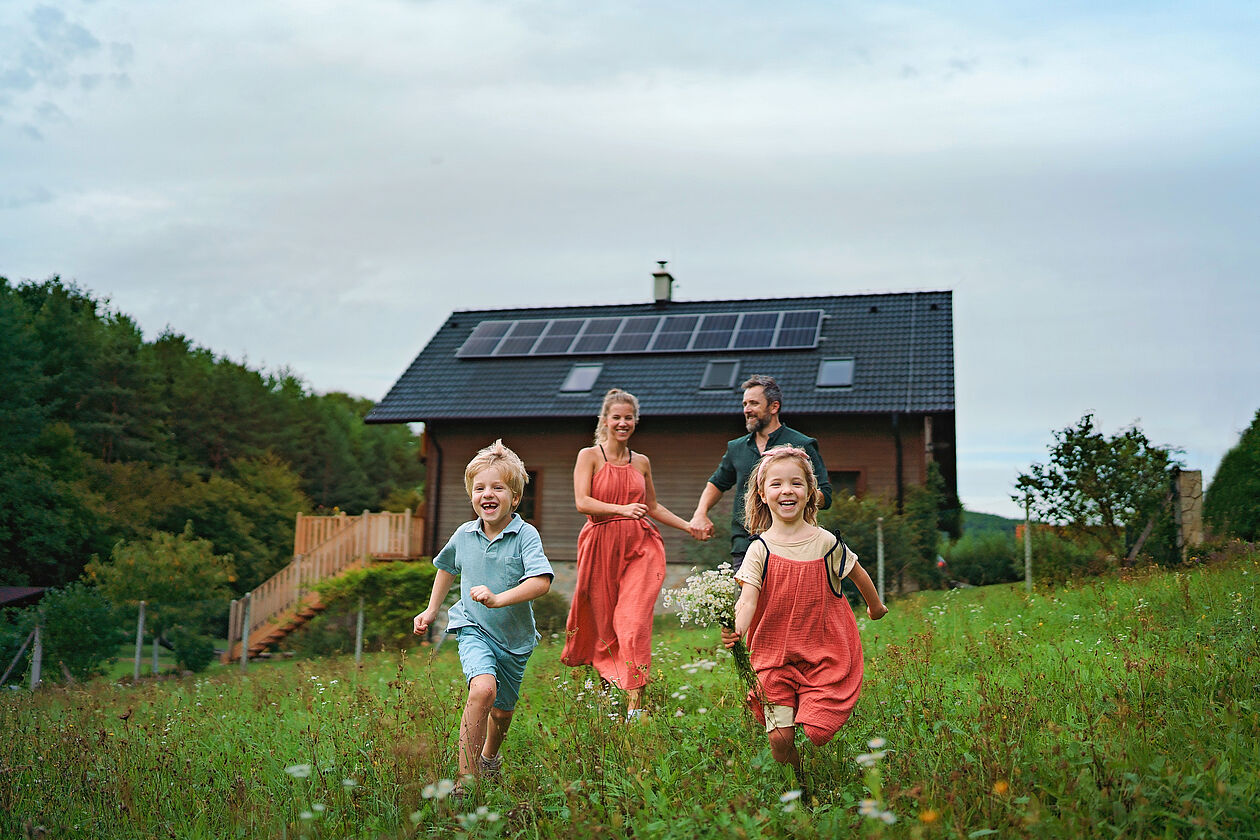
left=223, top=510, right=425, bottom=662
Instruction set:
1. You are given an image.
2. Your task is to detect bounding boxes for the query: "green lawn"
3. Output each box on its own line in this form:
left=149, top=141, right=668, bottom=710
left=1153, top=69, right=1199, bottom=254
left=3, top=546, right=1258, bottom=839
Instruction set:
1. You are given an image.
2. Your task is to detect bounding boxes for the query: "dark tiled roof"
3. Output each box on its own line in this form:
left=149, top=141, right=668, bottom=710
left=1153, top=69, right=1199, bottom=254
left=367, top=291, right=953, bottom=422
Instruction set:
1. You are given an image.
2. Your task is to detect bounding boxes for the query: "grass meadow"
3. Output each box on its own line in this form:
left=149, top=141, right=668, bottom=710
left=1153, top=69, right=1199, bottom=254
left=3, top=546, right=1258, bottom=839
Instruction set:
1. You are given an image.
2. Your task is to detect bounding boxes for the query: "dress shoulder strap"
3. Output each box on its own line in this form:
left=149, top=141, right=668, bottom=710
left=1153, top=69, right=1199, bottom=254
left=748, top=535, right=770, bottom=586
left=597, top=444, right=608, bottom=464
left=823, top=530, right=850, bottom=599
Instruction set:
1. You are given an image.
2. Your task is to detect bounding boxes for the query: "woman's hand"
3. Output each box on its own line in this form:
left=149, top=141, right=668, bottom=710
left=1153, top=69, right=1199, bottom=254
left=621, top=503, right=648, bottom=519
left=470, top=586, right=501, bottom=608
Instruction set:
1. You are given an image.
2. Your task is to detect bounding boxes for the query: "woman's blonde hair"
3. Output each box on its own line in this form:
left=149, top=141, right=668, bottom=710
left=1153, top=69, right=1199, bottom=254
left=742, top=445, right=820, bottom=534
left=464, top=439, right=529, bottom=506
left=593, top=388, right=640, bottom=445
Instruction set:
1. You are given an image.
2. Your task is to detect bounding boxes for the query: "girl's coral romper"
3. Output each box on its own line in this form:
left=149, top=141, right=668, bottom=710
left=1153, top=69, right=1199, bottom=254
left=561, top=453, right=666, bottom=691
left=746, top=536, right=864, bottom=746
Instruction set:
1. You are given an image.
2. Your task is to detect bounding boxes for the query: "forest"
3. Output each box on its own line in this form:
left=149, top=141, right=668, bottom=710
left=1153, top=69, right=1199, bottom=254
left=0, top=276, right=425, bottom=594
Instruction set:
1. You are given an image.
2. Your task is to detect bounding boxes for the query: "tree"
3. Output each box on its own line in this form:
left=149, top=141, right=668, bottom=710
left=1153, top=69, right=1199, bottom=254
left=18, top=583, right=126, bottom=681
left=85, top=524, right=235, bottom=642
left=1015, top=414, right=1180, bottom=560
left=1205, top=410, right=1260, bottom=541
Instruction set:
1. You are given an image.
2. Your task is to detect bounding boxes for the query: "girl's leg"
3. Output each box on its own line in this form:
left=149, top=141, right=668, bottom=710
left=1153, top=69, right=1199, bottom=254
left=459, top=675, right=497, bottom=781
left=626, top=686, right=645, bottom=712
left=767, top=726, right=801, bottom=773
left=483, top=707, right=514, bottom=759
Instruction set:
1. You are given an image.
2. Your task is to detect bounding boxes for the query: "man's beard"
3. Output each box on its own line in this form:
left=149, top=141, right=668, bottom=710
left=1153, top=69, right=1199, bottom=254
left=745, top=413, right=769, bottom=434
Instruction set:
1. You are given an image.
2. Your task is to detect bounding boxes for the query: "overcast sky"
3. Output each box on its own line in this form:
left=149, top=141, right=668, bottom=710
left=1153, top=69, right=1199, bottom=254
left=3, top=1, right=1257, bottom=519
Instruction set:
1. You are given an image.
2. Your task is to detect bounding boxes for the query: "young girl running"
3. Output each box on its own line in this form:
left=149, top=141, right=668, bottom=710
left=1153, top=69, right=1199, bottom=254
left=722, top=445, right=888, bottom=778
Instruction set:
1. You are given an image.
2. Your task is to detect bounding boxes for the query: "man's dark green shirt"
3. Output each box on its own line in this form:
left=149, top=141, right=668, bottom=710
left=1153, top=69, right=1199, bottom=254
left=706, top=424, right=832, bottom=557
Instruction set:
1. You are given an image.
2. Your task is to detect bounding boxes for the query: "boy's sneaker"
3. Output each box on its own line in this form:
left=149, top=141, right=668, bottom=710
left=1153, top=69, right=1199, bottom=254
left=478, top=753, right=503, bottom=781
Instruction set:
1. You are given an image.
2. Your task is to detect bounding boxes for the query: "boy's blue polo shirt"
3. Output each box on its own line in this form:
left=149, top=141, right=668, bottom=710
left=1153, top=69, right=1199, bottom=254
left=433, top=513, right=553, bottom=655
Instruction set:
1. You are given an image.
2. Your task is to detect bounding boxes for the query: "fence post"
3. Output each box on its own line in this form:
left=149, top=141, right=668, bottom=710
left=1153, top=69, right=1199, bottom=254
left=294, top=554, right=304, bottom=605
left=1024, top=497, right=1033, bottom=594
left=1, top=629, right=36, bottom=687
left=355, top=596, right=365, bottom=667
left=240, top=593, right=252, bottom=673
left=876, top=516, right=886, bottom=603
left=133, top=601, right=146, bottom=681
left=404, top=508, right=412, bottom=558
left=152, top=631, right=160, bottom=675
left=30, top=623, right=43, bottom=689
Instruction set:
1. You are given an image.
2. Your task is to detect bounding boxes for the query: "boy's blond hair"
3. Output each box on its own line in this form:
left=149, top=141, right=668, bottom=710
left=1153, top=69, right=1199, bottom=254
left=742, top=445, right=820, bottom=534
left=464, top=439, right=529, bottom=507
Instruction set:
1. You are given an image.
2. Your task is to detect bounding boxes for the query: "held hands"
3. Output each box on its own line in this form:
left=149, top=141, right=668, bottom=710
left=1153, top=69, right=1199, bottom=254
left=413, top=608, right=437, bottom=636
left=621, top=503, right=649, bottom=519
left=687, top=512, right=714, bottom=541
left=469, top=585, right=502, bottom=608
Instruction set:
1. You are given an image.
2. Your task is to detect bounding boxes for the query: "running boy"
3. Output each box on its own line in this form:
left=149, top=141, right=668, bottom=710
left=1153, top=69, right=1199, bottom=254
left=414, top=440, right=553, bottom=794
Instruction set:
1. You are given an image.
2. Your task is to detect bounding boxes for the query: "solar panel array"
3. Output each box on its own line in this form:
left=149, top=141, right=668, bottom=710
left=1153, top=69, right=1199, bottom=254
left=456, top=310, right=823, bottom=358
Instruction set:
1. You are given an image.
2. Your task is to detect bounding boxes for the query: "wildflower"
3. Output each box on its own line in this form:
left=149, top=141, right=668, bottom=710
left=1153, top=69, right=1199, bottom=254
left=867, top=737, right=887, bottom=749
left=880, top=811, right=897, bottom=824
left=299, top=811, right=314, bottom=820
left=855, top=751, right=886, bottom=767
left=780, top=789, right=802, bottom=803
left=285, top=764, right=313, bottom=779
left=311, top=803, right=325, bottom=813
left=859, top=799, right=880, bottom=816
left=920, top=808, right=940, bottom=824
left=674, top=709, right=685, bottom=717
left=342, top=778, right=357, bottom=788
left=992, top=779, right=1010, bottom=795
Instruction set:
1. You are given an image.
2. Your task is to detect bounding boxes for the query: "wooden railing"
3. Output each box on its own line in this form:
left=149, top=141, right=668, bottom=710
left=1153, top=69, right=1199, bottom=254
left=226, top=510, right=424, bottom=656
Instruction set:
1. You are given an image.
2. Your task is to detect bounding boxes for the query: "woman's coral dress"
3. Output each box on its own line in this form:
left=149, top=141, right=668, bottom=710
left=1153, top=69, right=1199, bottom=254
left=561, top=453, right=665, bottom=691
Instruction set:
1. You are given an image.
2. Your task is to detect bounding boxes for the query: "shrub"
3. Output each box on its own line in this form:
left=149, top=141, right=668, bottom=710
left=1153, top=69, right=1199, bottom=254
left=531, top=590, right=570, bottom=640
left=945, top=532, right=1020, bottom=586
left=166, top=625, right=216, bottom=673
left=15, top=582, right=125, bottom=682
left=1029, top=529, right=1108, bottom=584
left=1205, top=410, right=1260, bottom=541
left=288, top=561, right=437, bottom=656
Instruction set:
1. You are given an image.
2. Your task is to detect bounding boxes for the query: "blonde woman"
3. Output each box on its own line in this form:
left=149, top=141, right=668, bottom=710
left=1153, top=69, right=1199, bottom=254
left=561, top=389, right=692, bottom=719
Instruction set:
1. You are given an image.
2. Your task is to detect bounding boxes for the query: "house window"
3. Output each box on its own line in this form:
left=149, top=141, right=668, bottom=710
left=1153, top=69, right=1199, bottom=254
left=828, top=470, right=862, bottom=499
left=817, top=358, right=855, bottom=388
left=517, top=471, right=539, bottom=523
left=700, top=360, right=739, bottom=390
left=560, top=363, right=603, bottom=393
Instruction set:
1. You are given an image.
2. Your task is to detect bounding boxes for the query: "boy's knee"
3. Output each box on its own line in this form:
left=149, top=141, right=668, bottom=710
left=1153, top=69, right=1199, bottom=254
left=489, top=707, right=513, bottom=725
left=468, top=675, right=497, bottom=707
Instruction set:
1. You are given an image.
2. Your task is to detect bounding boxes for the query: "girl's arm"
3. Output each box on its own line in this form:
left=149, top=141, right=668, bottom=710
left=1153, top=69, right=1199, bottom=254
left=413, top=569, right=456, bottom=634
left=848, top=561, right=888, bottom=620
left=470, top=575, right=552, bottom=609
left=574, top=447, right=647, bottom=518
left=639, top=455, right=693, bottom=533
left=732, top=583, right=761, bottom=640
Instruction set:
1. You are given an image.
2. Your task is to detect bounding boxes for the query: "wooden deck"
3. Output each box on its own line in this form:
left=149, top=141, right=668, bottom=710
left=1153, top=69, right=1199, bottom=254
left=223, top=510, right=424, bottom=662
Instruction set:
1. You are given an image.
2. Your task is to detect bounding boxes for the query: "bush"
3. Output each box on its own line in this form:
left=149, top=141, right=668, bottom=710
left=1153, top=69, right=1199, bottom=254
left=15, top=583, right=125, bottom=682
left=531, top=590, right=570, bottom=640
left=945, top=532, right=1020, bottom=586
left=288, top=561, right=438, bottom=656
left=1030, top=529, right=1108, bottom=584
left=166, top=625, right=216, bottom=673
left=1205, top=410, right=1260, bottom=541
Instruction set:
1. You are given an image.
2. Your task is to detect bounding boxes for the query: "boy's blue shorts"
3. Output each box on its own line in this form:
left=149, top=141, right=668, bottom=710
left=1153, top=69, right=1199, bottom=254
left=455, top=625, right=532, bottom=712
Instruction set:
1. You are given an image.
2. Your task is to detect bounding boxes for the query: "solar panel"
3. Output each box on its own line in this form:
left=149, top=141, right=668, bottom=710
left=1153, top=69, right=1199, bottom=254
left=456, top=309, right=823, bottom=357
left=457, top=320, right=512, bottom=357
left=494, top=320, right=548, bottom=355
left=570, top=317, right=621, bottom=354
left=692, top=313, right=739, bottom=350
left=534, top=319, right=584, bottom=354
left=733, top=312, right=779, bottom=349
left=650, top=315, right=700, bottom=351
left=775, top=310, right=822, bottom=348
left=610, top=316, right=661, bottom=352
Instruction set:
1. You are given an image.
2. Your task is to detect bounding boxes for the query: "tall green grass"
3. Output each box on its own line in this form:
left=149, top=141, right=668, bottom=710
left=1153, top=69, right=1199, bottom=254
left=3, top=545, right=1257, bottom=839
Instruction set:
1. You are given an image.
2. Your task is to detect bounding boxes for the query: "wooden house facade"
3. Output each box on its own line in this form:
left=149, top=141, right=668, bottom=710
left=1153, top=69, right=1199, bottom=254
left=367, top=274, right=956, bottom=594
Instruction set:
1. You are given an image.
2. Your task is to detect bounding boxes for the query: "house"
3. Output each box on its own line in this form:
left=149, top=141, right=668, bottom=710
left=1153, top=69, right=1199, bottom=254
left=367, top=267, right=955, bottom=595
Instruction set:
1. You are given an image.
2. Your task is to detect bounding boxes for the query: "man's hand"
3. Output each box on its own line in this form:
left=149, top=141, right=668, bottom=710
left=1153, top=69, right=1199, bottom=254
left=688, top=512, right=714, bottom=541
left=470, top=585, right=500, bottom=608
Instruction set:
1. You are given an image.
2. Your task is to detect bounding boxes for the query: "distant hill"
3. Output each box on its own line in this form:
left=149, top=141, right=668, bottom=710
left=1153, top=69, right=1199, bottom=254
left=962, top=510, right=1021, bottom=537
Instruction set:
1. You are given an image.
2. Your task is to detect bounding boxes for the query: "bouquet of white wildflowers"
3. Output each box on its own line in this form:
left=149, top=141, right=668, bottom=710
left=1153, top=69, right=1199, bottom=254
left=664, top=563, right=757, bottom=695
